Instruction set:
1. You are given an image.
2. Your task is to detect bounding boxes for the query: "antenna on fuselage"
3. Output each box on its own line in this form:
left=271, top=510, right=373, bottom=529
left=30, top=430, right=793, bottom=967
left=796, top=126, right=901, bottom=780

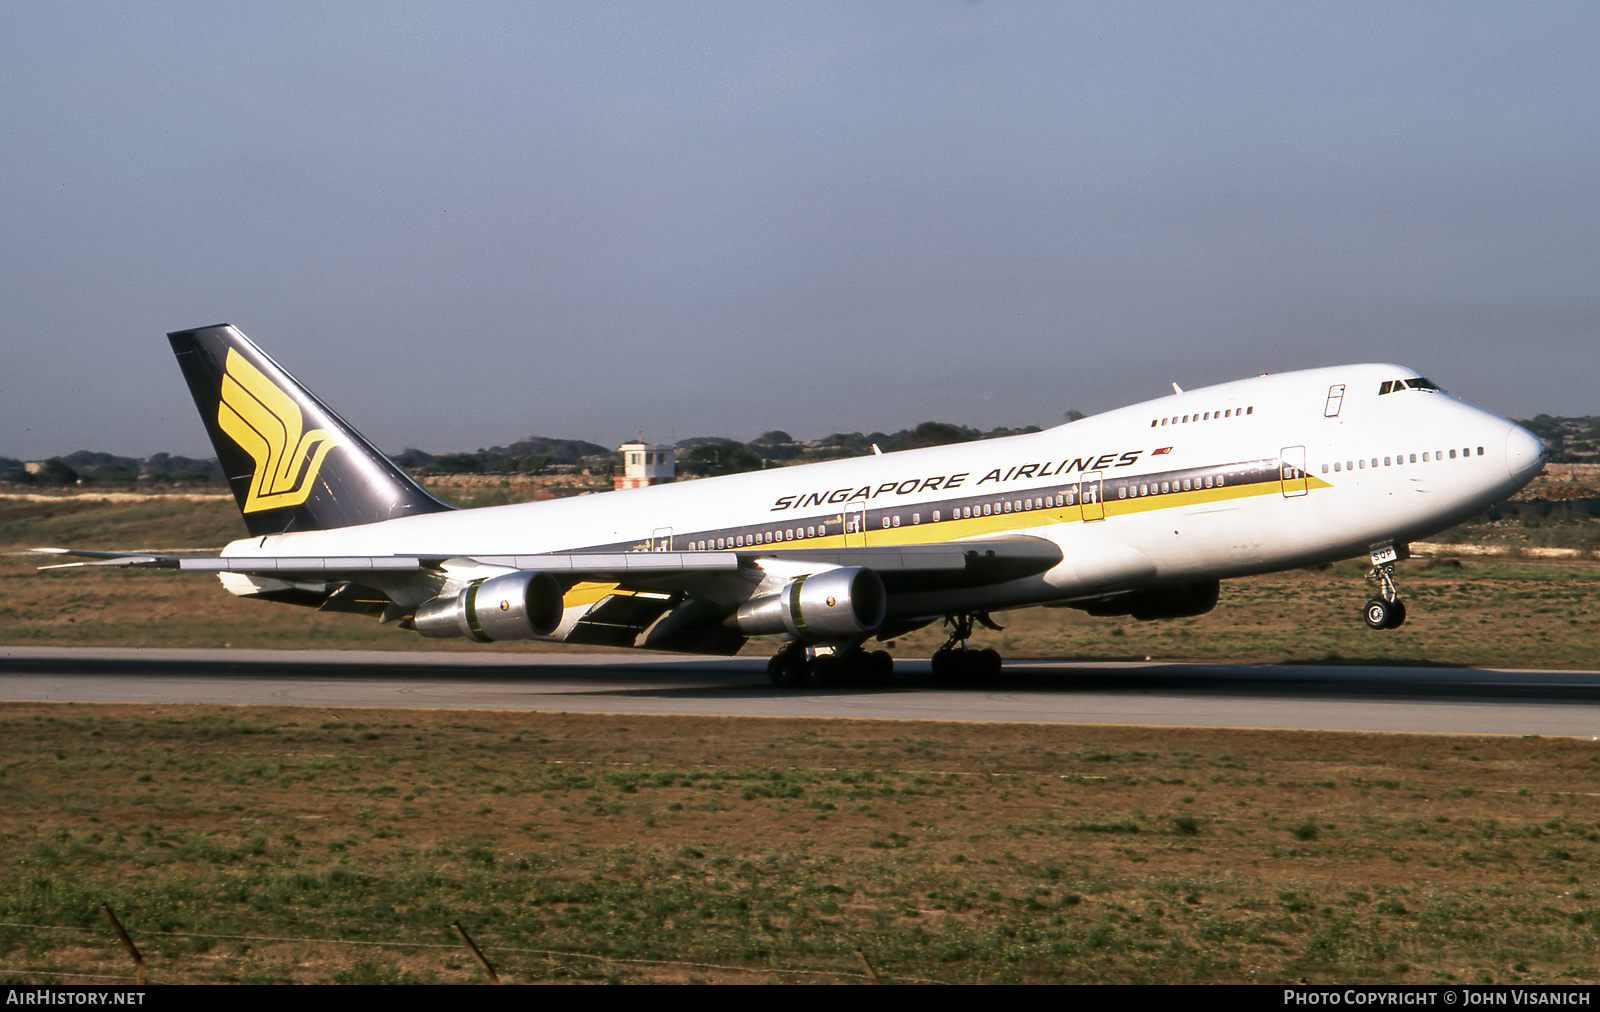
left=1171, top=382, right=1183, bottom=395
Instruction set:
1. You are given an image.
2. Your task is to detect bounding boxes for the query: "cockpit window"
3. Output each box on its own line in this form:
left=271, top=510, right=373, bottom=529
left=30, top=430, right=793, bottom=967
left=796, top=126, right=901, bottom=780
left=1379, top=377, right=1442, bottom=395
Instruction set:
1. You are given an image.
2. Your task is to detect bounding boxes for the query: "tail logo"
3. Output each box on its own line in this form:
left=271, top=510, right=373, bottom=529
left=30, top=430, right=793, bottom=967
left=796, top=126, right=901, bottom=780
left=217, top=349, right=340, bottom=513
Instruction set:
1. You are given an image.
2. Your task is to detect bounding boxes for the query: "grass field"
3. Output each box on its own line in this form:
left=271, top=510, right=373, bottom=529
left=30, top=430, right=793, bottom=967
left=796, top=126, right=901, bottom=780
left=1, top=705, right=1598, bottom=984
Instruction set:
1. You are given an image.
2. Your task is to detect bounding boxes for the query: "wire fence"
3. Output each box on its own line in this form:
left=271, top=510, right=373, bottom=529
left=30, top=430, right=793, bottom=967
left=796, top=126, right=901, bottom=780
left=0, top=912, right=930, bottom=985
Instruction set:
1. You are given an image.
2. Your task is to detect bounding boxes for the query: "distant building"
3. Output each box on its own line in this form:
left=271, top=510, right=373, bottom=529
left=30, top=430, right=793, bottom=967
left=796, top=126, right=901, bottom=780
left=615, top=441, right=676, bottom=490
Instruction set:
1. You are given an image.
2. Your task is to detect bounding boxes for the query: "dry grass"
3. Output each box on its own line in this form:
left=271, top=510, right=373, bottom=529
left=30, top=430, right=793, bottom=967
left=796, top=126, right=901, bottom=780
left=1, top=705, right=1597, bottom=984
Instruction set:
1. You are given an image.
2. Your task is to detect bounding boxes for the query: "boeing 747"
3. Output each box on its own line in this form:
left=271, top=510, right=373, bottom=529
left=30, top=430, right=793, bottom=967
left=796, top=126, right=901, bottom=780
left=37, top=325, right=1547, bottom=686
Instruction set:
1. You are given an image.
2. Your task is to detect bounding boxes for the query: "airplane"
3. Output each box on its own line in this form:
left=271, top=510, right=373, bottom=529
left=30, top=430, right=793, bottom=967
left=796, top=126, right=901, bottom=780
left=37, top=324, right=1547, bottom=686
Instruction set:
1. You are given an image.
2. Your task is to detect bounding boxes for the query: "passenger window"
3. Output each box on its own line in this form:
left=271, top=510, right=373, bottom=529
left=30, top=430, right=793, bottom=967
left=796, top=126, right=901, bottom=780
left=1409, top=454, right=1416, bottom=463
left=1322, top=464, right=1329, bottom=474
left=1384, top=457, right=1391, bottom=466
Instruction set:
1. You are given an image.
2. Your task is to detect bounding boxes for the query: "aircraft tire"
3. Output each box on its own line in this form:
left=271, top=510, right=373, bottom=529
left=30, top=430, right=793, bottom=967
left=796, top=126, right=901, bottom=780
left=804, top=656, right=837, bottom=689
left=867, top=649, right=894, bottom=684
left=768, top=648, right=803, bottom=687
left=1363, top=598, right=1393, bottom=630
left=1385, top=599, right=1407, bottom=629
left=978, top=648, right=1002, bottom=677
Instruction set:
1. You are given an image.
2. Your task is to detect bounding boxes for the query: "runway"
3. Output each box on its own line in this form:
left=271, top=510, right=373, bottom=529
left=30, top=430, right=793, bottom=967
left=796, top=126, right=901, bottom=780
left=5, top=645, right=1600, bottom=737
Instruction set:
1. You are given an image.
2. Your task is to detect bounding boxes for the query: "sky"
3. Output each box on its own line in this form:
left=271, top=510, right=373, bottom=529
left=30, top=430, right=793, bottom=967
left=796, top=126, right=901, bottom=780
left=2, top=2, right=1597, bottom=460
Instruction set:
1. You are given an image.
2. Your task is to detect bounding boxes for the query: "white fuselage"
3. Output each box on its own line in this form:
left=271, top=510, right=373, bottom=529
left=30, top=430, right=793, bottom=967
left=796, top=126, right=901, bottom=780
left=224, top=363, right=1544, bottom=621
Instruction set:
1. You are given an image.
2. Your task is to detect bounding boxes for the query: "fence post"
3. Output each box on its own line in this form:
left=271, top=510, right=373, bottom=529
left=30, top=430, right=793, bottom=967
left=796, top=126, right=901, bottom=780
left=854, top=948, right=880, bottom=984
left=452, top=921, right=499, bottom=984
left=100, top=904, right=146, bottom=985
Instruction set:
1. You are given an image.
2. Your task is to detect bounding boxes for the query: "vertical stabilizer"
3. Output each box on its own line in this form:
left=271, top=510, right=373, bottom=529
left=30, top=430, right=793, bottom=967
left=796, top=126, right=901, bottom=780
left=168, top=324, right=453, bottom=535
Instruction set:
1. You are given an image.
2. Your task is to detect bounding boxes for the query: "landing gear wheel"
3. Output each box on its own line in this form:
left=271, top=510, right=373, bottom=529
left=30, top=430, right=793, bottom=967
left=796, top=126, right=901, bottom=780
left=930, top=646, right=1002, bottom=682
left=1386, top=599, right=1407, bottom=629
left=767, top=645, right=805, bottom=687
left=1363, top=598, right=1393, bottom=630
left=866, top=649, right=894, bottom=684
left=803, top=655, right=837, bottom=688
left=978, top=648, right=1002, bottom=677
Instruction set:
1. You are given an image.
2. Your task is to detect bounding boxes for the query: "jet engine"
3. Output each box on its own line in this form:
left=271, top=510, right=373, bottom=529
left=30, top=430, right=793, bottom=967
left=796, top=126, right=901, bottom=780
left=414, top=570, right=564, bottom=641
left=1076, top=580, right=1220, bottom=621
left=734, top=567, right=886, bottom=641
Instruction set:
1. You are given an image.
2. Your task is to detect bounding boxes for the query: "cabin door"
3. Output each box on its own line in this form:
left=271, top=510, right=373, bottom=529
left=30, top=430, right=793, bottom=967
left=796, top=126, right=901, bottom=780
left=845, top=502, right=868, bottom=547
left=1079, top=471, right=1105, bottom=521
left=1279, top=447, right=1309, bottom=498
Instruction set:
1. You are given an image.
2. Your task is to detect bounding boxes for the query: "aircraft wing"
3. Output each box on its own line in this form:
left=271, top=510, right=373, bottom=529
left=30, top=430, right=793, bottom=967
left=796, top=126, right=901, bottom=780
left=31, top=536, right=1061, bottom=590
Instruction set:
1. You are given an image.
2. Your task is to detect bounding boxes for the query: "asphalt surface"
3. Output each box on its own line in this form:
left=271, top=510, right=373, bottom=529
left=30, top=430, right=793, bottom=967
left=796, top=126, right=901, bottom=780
left=4, top=646, right=1600, bottom=737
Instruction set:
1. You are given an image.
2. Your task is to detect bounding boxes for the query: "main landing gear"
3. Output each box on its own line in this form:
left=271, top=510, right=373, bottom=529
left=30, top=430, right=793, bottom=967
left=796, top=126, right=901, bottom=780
left=930, top=611, right=1004, bottom=680
left=1363, top=543, right=1409, bottom=630
left=767, top=641, right=894, bottom=688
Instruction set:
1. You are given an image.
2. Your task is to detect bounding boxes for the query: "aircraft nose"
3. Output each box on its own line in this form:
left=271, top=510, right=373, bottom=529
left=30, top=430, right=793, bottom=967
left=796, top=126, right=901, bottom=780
left=1504, top=423, right=1546, bottom=486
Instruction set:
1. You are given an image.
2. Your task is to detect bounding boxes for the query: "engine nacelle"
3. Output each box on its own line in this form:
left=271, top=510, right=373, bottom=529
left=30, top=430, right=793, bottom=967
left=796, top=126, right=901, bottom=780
left=734, top=567, right=886, bottom=641
left=1077, top=580, right=1220, bottom=621
left=414, top=570, right=564, bottom=641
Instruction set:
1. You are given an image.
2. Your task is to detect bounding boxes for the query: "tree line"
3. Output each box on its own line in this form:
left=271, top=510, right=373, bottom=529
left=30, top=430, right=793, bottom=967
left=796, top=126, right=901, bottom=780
left=5, top=414, right=1592, bottom=486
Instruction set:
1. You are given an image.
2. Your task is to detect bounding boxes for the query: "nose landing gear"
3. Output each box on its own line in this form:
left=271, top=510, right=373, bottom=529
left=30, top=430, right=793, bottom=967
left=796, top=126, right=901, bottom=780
left=1362, top=543, right=1409, bottom=630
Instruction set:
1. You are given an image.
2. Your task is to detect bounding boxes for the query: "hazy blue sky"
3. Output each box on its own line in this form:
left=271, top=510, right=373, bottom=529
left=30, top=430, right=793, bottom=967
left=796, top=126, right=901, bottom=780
left=3, top=2, right=1596, bottom=460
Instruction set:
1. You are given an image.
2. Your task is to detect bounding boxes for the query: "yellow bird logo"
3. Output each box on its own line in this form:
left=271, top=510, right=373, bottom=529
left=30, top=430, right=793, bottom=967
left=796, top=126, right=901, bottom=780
left=217, top=349, right=339, bottom=513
